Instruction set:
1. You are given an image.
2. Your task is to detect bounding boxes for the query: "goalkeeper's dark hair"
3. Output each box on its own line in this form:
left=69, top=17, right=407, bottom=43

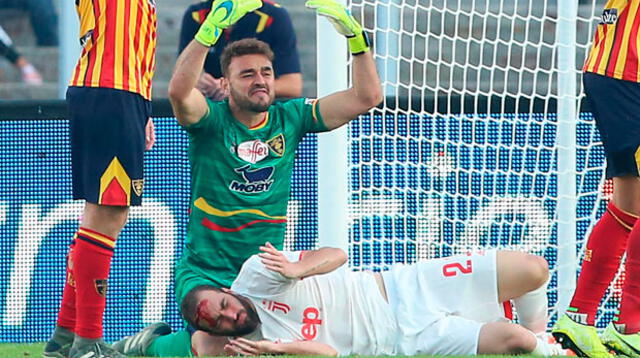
left=220, top=38, right=274, bottom=77
left=180, top=285, right=223, bottom=330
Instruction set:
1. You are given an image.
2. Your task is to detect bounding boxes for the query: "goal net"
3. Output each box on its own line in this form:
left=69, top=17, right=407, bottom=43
left=338, top=0, right=618, bottom=329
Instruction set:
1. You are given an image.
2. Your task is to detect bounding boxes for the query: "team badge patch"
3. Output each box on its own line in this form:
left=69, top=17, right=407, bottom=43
left=237, top=140, right=270, bottom=164
left=262, top=299, right=291, bottom=314
left=80, top=30, right=93, bottom=47
left=600, top=8, right=617, bottom=24
left=266, top=134, right=285, bottom=156
left=230, top=165, right=275, bottom=194
left=132, top=179, right=144, bottom=197
left=95, top=279, right=108, bottom=297
left=66, top=272, right=76, bottom=287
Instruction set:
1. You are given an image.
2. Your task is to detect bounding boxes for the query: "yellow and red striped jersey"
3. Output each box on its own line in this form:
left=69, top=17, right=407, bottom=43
left=70, top=0, right=157, bottom=100
left=584, top=0, right=640, bottom=82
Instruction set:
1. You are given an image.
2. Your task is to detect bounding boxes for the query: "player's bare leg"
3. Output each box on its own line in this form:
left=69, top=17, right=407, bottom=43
left=81, top=203, right=130, bottom=238
left=478, top=321, right=536, bottom=354
left=490, top=251, right=568, bottom=355
left=495, top=250, right=549, bottom=302
left=611, top=176, right=640, bottom=215
left=478, top=320, right=565, bottom=355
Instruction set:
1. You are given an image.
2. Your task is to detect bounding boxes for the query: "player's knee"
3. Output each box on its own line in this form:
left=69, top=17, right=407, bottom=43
left=523, top=254, right=549, bottom=290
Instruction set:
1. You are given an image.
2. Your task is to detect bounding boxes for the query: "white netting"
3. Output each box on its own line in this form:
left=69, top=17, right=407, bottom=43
left=346, top=0, right=620, bottom=328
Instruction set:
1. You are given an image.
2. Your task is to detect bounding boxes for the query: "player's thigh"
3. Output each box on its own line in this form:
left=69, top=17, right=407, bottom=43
left=67, top=87, right=151, bottom=207
left=583, top=73, right=640, bottom=180
left=477, top=321, right=536, bottom=355
left=386, top=250, right=506, bottom=341
left=430, top=250, right=504, bottom=321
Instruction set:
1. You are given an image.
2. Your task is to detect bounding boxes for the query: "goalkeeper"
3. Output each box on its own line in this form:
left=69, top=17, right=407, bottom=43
left=113, top=0, right=382, bottom=356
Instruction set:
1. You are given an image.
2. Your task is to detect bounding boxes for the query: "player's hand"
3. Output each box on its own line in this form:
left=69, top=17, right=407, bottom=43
left=305, top=0, right=361, bottom=37
left=224, top=338, right=278, bottom=356
left=196, top=73, right=229, bottom=100
left=195, top=0, right=263, bottom=46
left=258, top=242, right=301, bottom=279
left=145, top=118, right=155, bottom=151
left=305, top=0, right=369, bottom=55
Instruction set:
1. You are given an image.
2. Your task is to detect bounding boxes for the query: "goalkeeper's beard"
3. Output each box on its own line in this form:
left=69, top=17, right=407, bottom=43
left=230, top=84, right=274, bottom=113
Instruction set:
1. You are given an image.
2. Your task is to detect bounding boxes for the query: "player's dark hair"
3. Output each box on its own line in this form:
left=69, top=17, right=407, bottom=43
left=220, top=38, right=275, bottom=77
left=180, top=285, right=223, bottom=329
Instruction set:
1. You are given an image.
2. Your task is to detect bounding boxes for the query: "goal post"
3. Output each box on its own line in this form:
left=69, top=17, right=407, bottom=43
left=316, top=0, right=617, bottom=328
left=555, top=0, right=578, bottom=316
left=316, top=0, right=349, bottom=252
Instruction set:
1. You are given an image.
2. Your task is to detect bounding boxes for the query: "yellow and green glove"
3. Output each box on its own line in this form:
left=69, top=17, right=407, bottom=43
left=305, top=0, right=370, bottom=55
left=195, top=0, right=263, bottom=47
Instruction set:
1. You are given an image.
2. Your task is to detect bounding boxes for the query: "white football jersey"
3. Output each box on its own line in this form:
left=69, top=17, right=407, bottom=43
left=231, top=252, right=397, bottom=356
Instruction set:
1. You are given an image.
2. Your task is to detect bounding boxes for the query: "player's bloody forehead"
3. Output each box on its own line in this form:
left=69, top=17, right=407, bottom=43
left=196, top=299, right=217, bottom=330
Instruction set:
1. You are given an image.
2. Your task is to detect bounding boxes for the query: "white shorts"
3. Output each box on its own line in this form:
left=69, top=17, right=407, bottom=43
left=382, top=250, right=507, bottom=355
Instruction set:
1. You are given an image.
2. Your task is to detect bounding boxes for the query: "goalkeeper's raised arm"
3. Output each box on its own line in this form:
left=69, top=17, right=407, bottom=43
left=307, top=0, right=383, bottom=131
left=168, top=0, right=262, bottom=126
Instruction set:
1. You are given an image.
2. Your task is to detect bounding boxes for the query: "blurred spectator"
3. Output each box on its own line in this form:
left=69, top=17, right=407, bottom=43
left=179, top=0, right=303, bottom=100
left=0, top=0, right=58, bottom=46
left=0, top=24, right=42, bottom=84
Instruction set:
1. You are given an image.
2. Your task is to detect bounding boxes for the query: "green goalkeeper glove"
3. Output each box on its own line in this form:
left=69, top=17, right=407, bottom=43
left=305, top=0, right=370, bottom=55
left=195, top=0, right=263, bottom=47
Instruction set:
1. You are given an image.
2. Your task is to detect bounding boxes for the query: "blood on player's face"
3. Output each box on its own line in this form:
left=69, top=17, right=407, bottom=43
left=194, top=289, right=261, bottom=336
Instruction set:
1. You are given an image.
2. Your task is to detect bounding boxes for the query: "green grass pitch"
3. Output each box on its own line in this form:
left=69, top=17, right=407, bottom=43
left=0, top=343, right=544, bottom=358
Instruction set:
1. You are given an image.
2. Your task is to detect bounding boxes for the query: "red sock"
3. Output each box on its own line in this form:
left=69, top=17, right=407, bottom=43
left=73, top=227, right=116, bottom=339
left=568, top=202, right=636, bottom=325
left=615, top=219, right=640, bottom=334
left=56, top=239, right=77, bottom=331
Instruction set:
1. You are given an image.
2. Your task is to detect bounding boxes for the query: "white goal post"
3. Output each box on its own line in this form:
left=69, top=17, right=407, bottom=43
left=316, top=0, right=619, bottom=329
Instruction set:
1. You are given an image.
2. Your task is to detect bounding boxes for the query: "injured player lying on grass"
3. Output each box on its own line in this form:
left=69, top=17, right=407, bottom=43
left=116, top=243, right=567, bottom=356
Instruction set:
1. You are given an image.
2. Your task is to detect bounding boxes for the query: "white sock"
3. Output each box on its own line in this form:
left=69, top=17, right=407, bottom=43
left=531, top=332, right=566, bottom=356
left=513, top=280, right=548, bottom=334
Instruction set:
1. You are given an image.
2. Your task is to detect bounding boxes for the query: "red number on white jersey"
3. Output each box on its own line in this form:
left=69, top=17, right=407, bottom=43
left=442, top=259, right=473, bottom=277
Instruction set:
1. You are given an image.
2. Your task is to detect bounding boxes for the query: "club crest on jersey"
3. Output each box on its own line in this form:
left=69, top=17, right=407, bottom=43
left=229, top=165, right=274, bottom=194
left=237, top=139, right=270, bottom=164
left=132, top=179, right=144, bottom=197
left=79, top=30, right=93, bottom=48
left=95, top=279, right=108, bottom=297
left=266, top=134, right=285, bottom=156
left=262, top=299, right=291, bottom=314
left=600, top=8, right=617, bottom=24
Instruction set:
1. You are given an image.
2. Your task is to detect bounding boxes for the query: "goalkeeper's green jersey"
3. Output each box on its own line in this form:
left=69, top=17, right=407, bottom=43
left=178, top=97, right=327, bottom=291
